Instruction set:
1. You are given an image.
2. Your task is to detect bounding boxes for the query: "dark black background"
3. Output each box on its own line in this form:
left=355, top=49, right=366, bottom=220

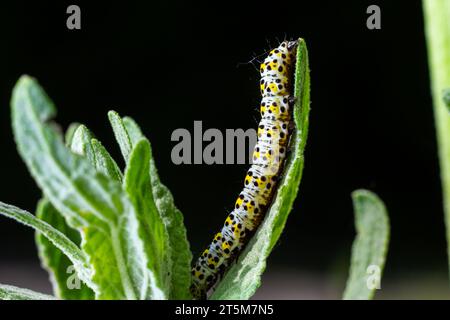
left=0, top=0, right=447, bottom=297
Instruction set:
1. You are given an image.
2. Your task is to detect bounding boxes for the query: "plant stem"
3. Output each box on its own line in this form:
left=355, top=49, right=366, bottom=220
left=423, top=0, right=450, bottom=275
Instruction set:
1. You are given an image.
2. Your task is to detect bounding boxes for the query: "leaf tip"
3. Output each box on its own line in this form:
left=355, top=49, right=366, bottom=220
left=17, top=74, right=34, bottom=85
left=107, top=110, right=120, bottom=120
left=11, top=74, right=57, bottom=127
left=72, top=124, right=92, bottom=140
left=71, top=124, right=95, bottom=156
left=351, top=189, right=382, bottom=204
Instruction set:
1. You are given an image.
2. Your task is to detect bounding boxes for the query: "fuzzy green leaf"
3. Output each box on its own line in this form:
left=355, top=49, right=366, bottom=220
left=64, top=122, right=81, bottom=147
left=0, top=284, right=56, bottom=300
left=123, top=139, right=170, bottom=298
left=71, top=120, right=167, bottom=298
left=115, top=113, right=193, bottom=299
left=91, top=139, right=123, bottom=182
left=70, top=124, right=96, bottom=165
left=343, top=190, right=390, bottom=300
left=0, top=201, right=92, bottom=286
left=70, top=125, right=123, bottom=183
left=35, top=123, right=94, bottom=299
left=108, top=111, right=133, bottom=162
left=11, top=75, right=162, bottom=299
left=210, top=38, right=310, bottom=300
left=149, top=159, right=193, bottom=300
left=122, top=117, right=144, bottom=145
left=35, top=199, right=95, bottom=299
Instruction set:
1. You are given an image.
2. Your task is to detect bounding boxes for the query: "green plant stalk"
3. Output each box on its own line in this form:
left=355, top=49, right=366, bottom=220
left=423, top=0, right=450, bottom=274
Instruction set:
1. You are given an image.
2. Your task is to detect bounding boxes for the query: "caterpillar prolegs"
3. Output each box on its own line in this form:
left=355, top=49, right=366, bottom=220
left=191, top=40, right=298, bottom=299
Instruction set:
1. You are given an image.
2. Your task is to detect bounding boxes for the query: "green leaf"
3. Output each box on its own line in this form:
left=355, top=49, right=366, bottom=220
left=91, top=139, right=123, bottom=182
left=65, top=122, right=81, bottom=147
left=0, top=201, right=92, bottom=286
left=35, top=198, right=95, bottom=300
left=115, top=113, right=193, bottom=299
left=11, top=75, right=163, bottom=299
left=343, top=190, right=390, bottom=300
left=423, top=0, right=450, bottom=277
left=123, top=139, right=170, bottom=298
left=70, top=124, right=96, bottom=165
left=108, top=110, right=133, bottom=162
left=0, top=284, right=56, bottom=300
left=70, top=122, right=167, bottom=298
left=210, top=38, right=311, bottom=300
left=35, top=122, right=95, bottom=299
left=70, top=125, right=123, bottom=183
left=33, top=123, right=93, bottom=299
left=149, top=160, right=193, bottom=299
left=122, top=116, right=144, bottom=145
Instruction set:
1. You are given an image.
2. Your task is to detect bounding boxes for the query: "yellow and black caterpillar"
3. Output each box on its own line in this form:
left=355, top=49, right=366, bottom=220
left=191, top=40, right=298, bottom=299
